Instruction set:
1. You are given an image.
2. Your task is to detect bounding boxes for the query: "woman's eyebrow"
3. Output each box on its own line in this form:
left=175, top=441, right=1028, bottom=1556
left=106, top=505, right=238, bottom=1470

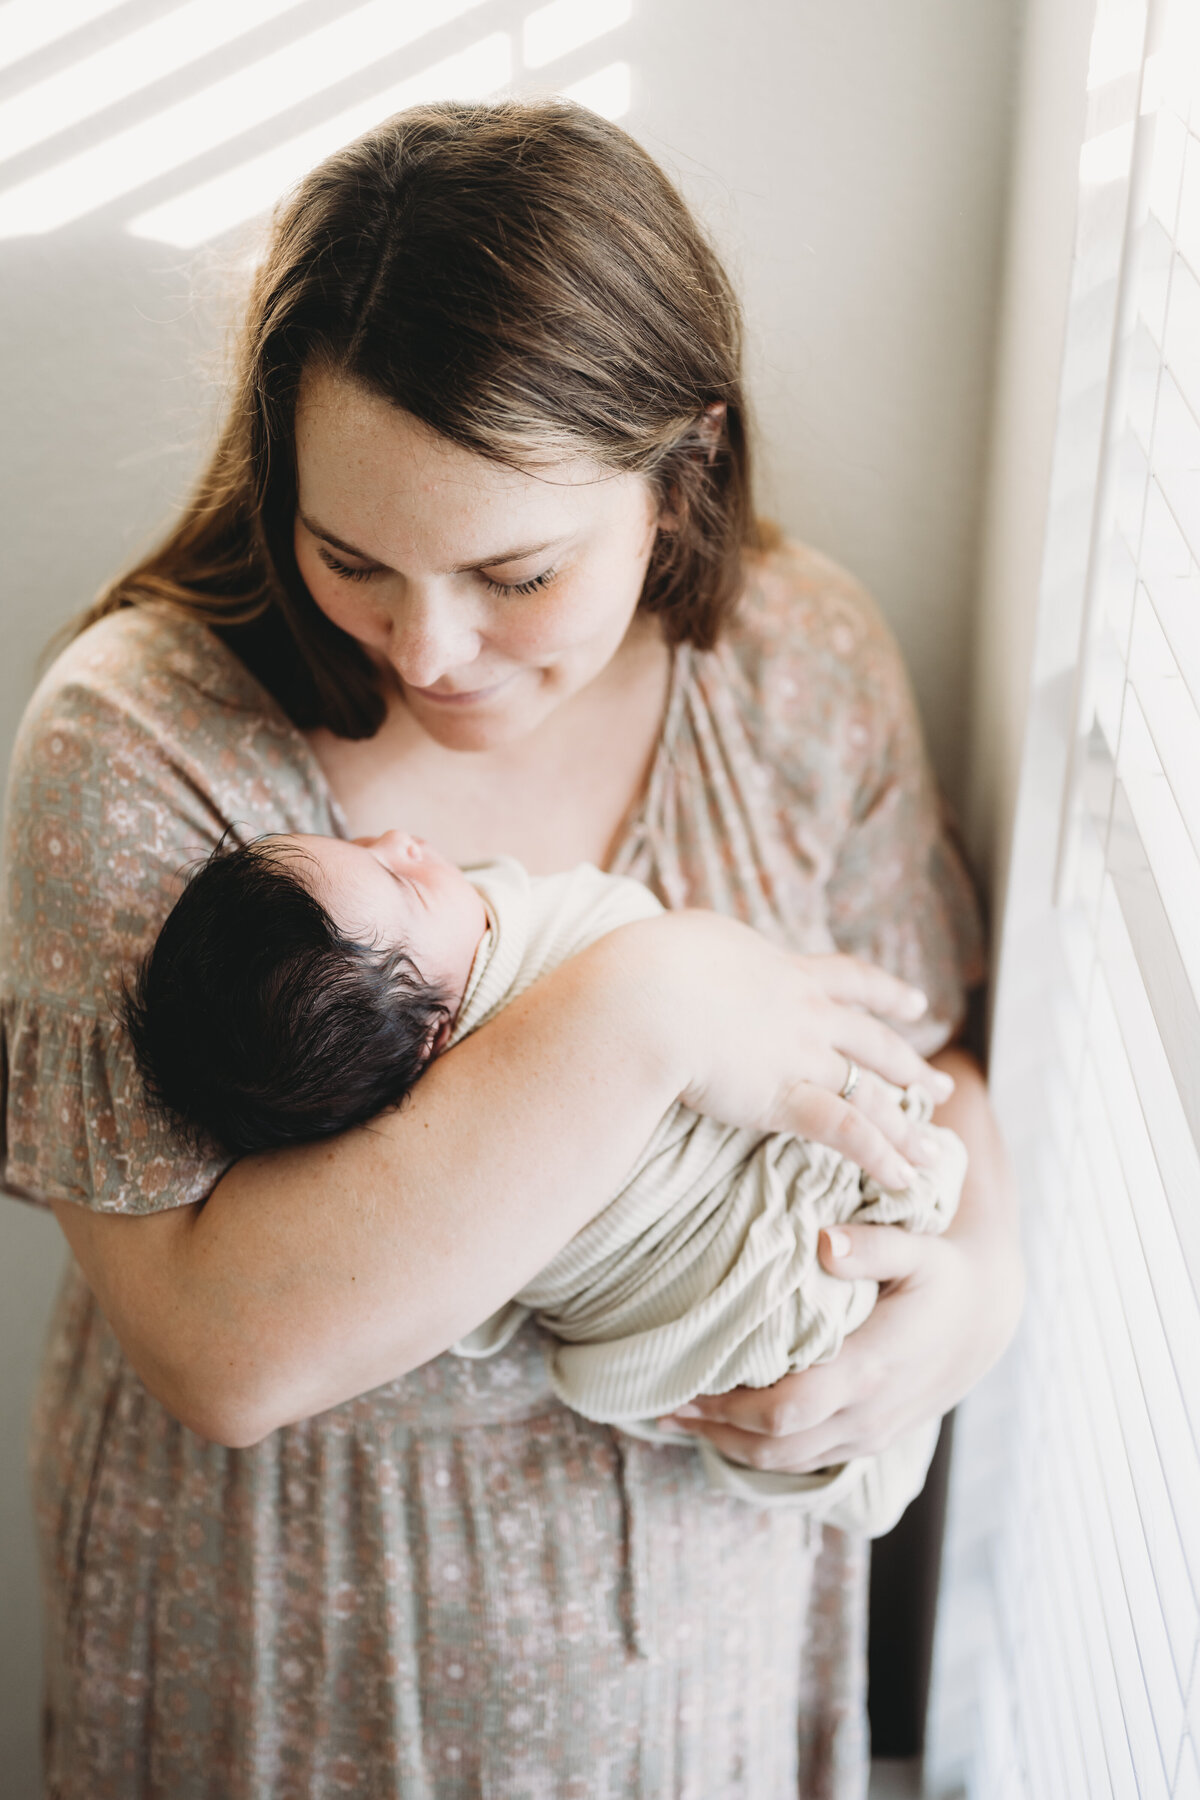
left=298, top=512, right=560, bottom=572
left=452, top=539, right=559, bottom=571
left=299, top=513, right=380, bottom=561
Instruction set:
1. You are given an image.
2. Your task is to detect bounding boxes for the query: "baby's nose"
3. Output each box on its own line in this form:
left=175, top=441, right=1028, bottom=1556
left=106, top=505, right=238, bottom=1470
left=381, top=829, right=423, bottom=861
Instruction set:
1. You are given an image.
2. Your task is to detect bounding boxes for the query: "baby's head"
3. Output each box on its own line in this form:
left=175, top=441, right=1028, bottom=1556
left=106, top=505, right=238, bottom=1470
left=123, top=830, right=488, bottom=1156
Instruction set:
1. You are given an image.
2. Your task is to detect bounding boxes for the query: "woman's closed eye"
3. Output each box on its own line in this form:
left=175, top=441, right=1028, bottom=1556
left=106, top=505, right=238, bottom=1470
left=483, top=567, right=557, bottom=598
left=316, top=544, right=377, bottom=583
left=313, top=541, right=557, bottom=599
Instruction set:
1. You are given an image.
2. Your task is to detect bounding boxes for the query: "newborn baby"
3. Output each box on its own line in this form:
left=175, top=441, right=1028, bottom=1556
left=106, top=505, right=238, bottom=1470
left=126, top=829, right=967, bottom=1533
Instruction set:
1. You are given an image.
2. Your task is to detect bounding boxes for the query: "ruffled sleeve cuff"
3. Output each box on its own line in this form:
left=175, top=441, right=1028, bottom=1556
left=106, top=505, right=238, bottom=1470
left=2, top=997, right=230, bottom=1213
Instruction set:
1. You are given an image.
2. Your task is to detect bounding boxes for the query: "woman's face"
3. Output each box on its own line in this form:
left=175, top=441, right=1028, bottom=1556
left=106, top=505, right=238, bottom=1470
left=293, top=366, right=663, bottom=752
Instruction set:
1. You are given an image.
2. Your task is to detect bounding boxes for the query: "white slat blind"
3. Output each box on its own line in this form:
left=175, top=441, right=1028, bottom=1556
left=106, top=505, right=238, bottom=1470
left=927, top=1, right=1200, bottom=1795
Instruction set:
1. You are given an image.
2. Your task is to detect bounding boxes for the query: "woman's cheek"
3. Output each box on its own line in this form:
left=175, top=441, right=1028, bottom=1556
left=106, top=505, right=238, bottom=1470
left=299, top=560, right=387, bottom=648
left=522, top=572, right=640, bottom=657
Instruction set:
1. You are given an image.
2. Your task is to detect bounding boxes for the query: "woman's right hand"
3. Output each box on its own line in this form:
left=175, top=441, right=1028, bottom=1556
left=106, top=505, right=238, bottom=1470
left=623, top=909, right=955, bottom=1190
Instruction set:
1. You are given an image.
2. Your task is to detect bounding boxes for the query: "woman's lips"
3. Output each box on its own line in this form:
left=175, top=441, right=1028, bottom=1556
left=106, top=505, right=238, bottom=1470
left=407, top=672, right=518, bottom=707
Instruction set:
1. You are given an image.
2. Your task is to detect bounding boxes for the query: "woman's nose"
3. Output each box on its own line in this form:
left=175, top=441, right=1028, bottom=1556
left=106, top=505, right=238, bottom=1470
left=385, top=586, right=481, bottom=689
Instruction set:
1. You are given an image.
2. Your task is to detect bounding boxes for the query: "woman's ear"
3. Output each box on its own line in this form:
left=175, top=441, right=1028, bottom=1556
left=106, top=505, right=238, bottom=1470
left=656, top=404, right=728, bottom=532
left=697, top=401, right=727, bottom=467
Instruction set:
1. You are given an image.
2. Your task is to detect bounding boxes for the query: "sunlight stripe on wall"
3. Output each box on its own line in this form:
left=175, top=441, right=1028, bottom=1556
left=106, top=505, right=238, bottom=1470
left=0, top=0, right=128, bottom=75
left=0, top=0, right=311, bottom=163
left=522, top=0, right=631, bottom=70
left=0, top=0, right=487, bottom=238
left=562, top=62, right=630, bottom=121
left=127, top=33, right=512, bottom=249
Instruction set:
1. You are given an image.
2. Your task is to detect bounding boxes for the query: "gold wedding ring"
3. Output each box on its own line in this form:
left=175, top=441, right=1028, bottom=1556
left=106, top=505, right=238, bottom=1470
left=838, top=1057, right=861, bottom=1102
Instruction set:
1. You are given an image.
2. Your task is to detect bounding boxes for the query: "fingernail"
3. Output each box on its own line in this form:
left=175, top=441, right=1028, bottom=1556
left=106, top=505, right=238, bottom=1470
left=900, top=988, right=929, bottom=1020
left=825, top=1227, right=852, bottom=1258
left=670, top=1403, right=703, bottom=1419
left=913, top=1132, right=941, bottom=1168
left=887, top=1158, right=916, bottom=1189
left=932, top=1072, right=955, bottom=1100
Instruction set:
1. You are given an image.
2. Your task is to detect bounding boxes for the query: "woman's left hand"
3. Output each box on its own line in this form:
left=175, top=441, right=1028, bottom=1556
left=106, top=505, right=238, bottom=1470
left=658, top=1049, right=1025, bottom=1474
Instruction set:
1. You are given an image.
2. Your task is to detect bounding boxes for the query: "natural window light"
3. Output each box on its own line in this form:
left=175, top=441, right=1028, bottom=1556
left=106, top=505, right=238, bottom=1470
left=522, top=0, right=632, bottom=70
left=928, top=0, right=1200, bottom=1792
left=0, top=0, right=635, bottom=247
left=560, top=61, right=630, bottom=124
left=127, top=34, right=514, bottom=249
left=0, top=0, right=490, bottom=236
left=0, top=0, right=310, bottom=162
left=0, top=0, right=128, bottom=74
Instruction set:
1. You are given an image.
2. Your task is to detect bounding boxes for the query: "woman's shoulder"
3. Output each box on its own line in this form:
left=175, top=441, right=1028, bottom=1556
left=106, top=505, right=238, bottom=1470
left=2, top=604, right=336, bottom=1013
left=716, top=536, right=918, bottom=779
left=11, top=604, right=332, bottom=845
left=725, top=536, right=900, bottom=687
left=29, top=603, right=287, bottom=743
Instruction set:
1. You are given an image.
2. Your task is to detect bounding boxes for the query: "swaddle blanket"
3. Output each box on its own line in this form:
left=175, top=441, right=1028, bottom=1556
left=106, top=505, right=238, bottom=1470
left=450, top=859, right=967, bottom=1535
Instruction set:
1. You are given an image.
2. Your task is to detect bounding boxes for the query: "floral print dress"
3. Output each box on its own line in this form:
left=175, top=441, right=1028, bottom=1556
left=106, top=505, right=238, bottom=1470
left=0, top=541, right=982, bottom=1800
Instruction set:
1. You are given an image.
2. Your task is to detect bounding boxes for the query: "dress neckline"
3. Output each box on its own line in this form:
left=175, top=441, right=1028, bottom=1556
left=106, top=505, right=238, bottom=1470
left=605, top=640, right=691, bottom=876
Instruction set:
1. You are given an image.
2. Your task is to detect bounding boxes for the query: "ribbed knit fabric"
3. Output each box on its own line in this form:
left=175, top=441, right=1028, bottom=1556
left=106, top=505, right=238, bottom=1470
left=451, top=857, right=967, bottom=1536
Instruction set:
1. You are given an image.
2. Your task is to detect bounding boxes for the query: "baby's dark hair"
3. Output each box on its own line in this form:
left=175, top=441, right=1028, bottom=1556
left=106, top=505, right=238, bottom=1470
left=121, top=837, right=451, bottom=1156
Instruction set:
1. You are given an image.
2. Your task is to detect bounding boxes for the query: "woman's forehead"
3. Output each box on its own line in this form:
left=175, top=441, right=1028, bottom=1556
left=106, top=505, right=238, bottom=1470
left=293, top=366, right=623, bottom=550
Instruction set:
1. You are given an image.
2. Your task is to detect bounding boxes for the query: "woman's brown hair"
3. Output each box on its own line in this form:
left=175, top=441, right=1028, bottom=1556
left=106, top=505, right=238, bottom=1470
left=80, top=98, right=764, bottom=738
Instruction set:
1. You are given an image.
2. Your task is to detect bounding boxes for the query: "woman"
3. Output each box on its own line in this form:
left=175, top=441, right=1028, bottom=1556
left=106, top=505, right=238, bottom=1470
left=1, top=101, right=1020, bottom=1797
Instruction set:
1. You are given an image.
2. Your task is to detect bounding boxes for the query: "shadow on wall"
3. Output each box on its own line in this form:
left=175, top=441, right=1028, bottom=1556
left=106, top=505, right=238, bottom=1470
left=0, top=226, right=239, bottom=772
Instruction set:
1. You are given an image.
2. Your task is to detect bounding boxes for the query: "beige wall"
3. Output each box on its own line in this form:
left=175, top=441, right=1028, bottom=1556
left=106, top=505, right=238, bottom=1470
left=0, top=5, right=1021, bottom=1788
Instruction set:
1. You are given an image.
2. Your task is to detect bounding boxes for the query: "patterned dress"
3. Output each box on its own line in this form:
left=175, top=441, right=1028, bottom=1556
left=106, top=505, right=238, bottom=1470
left=0, top=541, right=982, bottom=1800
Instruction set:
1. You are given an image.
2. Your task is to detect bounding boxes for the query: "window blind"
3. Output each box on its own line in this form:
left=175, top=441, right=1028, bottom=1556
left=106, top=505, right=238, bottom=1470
left=926, top=1, right=1200, bottom=1795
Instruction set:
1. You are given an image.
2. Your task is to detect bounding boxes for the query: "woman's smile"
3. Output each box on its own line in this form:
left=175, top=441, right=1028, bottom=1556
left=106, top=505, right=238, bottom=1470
left=407, top=671, right=521, bottom=706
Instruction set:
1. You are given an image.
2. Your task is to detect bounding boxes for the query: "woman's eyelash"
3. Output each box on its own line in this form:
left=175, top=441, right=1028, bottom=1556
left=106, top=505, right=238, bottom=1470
left=316, top=545, right=377, bottom=582
left=484, top=568, right=557, bottom=597
left=315, top=542, right=557, bottom=596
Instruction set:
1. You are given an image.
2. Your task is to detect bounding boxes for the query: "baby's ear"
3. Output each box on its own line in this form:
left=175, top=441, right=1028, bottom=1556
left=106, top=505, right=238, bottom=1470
left=425, top=1017, right=453, bottom=1061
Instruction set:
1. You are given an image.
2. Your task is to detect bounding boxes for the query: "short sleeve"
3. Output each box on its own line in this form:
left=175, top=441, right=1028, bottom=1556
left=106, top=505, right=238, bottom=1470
left=728, top=543, right=985, bottom=1053
left=0, top=606, right=337, bottom=1214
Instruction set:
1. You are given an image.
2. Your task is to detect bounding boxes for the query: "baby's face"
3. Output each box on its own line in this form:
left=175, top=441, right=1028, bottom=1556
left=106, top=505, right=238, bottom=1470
left=276, top=831, right=488, bottom=1014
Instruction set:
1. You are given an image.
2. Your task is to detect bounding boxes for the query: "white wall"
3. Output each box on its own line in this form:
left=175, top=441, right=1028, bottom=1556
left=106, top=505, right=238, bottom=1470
left=0, top=4, right=1021, bottom=1790
left=927, top=0, right=1103, bottom=1786
left=961, top=0, right=1100, bottom=913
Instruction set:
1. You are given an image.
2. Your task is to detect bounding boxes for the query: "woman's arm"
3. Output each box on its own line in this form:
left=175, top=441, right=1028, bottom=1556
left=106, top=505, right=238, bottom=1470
left=54, top=913, right=948, bottom=1449
left=657, top=1047, right=1024, bottom=1470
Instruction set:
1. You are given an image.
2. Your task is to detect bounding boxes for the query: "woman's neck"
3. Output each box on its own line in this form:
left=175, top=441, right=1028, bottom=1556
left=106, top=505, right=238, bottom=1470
left=306, top=616, right=673, bottom=875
